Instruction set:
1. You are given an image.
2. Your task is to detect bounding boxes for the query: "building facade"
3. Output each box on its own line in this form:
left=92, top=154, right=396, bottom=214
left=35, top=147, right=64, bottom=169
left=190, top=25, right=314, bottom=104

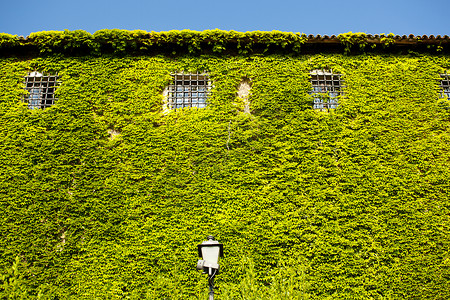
left=0, top=30, right=449, bottom=298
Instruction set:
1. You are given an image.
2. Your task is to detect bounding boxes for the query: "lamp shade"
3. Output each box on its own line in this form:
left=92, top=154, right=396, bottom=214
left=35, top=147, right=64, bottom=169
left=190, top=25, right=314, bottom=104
left=197, top=236, right=224, bottom=264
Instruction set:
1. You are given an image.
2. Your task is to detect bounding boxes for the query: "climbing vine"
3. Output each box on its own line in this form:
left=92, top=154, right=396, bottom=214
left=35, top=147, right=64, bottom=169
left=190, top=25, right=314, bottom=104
left=0, top=47, right=449, bottom=299
left=0, top=30, right=448, bottom=56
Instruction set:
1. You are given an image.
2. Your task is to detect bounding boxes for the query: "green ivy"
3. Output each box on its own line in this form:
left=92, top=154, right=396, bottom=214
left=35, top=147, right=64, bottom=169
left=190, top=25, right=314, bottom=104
left=0, top=52, right=449, bottom=299
left=0, top=33, right=20, bottom=49
left=0, top=30, right=309, bottom=56
left=0, top=30, right=448, bottom=56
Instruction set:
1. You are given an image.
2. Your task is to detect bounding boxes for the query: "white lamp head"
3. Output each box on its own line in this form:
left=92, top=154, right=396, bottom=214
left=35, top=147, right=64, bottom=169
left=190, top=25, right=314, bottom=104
left=197, top=236, right=224, bottom=273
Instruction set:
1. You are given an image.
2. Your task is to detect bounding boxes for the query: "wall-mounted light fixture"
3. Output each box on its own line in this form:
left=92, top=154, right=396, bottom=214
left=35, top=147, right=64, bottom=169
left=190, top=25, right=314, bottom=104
left=197, top=235, right=223, bottom=300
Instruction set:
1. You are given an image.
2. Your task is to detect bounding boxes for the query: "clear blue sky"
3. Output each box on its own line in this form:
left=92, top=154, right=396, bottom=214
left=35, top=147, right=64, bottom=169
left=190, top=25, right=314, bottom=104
left=0, top=0, right=447, bottom=37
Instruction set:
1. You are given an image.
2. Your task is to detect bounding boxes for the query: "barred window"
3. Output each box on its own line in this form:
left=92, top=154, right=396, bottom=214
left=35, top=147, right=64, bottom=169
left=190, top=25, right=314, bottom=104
left=309, top=69, right=343, bottom=110
left=168, top=73, right=210, bottom=109
left=24, top=72, right=59, bottom=109
left=439, top=73, right=450, bottom=98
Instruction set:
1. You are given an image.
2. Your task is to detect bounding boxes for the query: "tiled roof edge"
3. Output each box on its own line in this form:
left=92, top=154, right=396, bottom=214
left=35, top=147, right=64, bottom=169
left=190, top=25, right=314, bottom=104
left=306, top=34, right=450, bottom=45
left=1, top=30, right=449, bottom=56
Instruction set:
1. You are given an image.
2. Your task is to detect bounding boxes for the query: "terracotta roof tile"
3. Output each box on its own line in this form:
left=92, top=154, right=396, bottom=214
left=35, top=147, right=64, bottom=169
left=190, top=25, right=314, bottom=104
left=304, top=34, right=450, bottom=45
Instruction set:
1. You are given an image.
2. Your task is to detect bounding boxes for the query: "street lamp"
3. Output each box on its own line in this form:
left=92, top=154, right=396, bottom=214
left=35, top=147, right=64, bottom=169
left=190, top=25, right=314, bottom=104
left=197, top=235, right=224, bottom=300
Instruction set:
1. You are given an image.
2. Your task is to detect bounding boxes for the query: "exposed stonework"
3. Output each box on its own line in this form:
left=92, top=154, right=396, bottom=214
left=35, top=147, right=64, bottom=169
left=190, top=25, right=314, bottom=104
left=108, top=129, right=120, bottom=140
left=237, top=78, right=252, bottom=114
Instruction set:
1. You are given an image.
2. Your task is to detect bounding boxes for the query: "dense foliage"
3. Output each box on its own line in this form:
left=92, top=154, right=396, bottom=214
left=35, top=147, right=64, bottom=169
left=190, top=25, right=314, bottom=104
left=0, top=30, right=447, bottom=56
left=0, top=50, right=449, bottom=299
left=0, top=30, right=308, bottom=55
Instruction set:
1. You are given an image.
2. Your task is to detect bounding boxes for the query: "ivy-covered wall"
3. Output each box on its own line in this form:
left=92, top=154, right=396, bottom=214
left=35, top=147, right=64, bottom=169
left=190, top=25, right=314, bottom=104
left=0, top=40, right=450, bottom=299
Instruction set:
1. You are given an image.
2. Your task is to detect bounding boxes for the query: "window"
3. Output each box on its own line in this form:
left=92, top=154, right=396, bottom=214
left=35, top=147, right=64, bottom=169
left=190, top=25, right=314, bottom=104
left=309, top=69, right=343, bottom=110
left=167, top=73, right=210, bottom=109
left=439, top=73, right=450, bottom=98
left=23, top=71, right=59, bottom=109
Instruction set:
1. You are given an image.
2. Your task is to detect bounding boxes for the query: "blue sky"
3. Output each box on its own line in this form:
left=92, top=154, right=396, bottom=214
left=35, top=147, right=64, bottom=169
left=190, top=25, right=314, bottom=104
left=0, top=0, right=446, bottom=37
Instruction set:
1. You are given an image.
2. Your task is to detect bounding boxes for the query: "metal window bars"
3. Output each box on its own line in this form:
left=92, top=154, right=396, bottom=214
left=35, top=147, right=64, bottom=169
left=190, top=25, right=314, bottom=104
left=439, top=73, right=450, bottom=99
left=309, top=69, right=344, bottom=110
left=23, top=71, right=59, bottom=109
left=168, top=72, right=210, bottom=109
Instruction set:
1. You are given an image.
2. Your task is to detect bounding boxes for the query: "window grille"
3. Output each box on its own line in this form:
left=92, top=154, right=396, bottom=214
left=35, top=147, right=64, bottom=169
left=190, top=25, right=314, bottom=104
left=309, top=69, right=343, bottom=110
left=439, top=73, right=450, bottom=98
left=23, top=71, right=59, bottom=109
left=168, top=73, right=210, bottom=109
